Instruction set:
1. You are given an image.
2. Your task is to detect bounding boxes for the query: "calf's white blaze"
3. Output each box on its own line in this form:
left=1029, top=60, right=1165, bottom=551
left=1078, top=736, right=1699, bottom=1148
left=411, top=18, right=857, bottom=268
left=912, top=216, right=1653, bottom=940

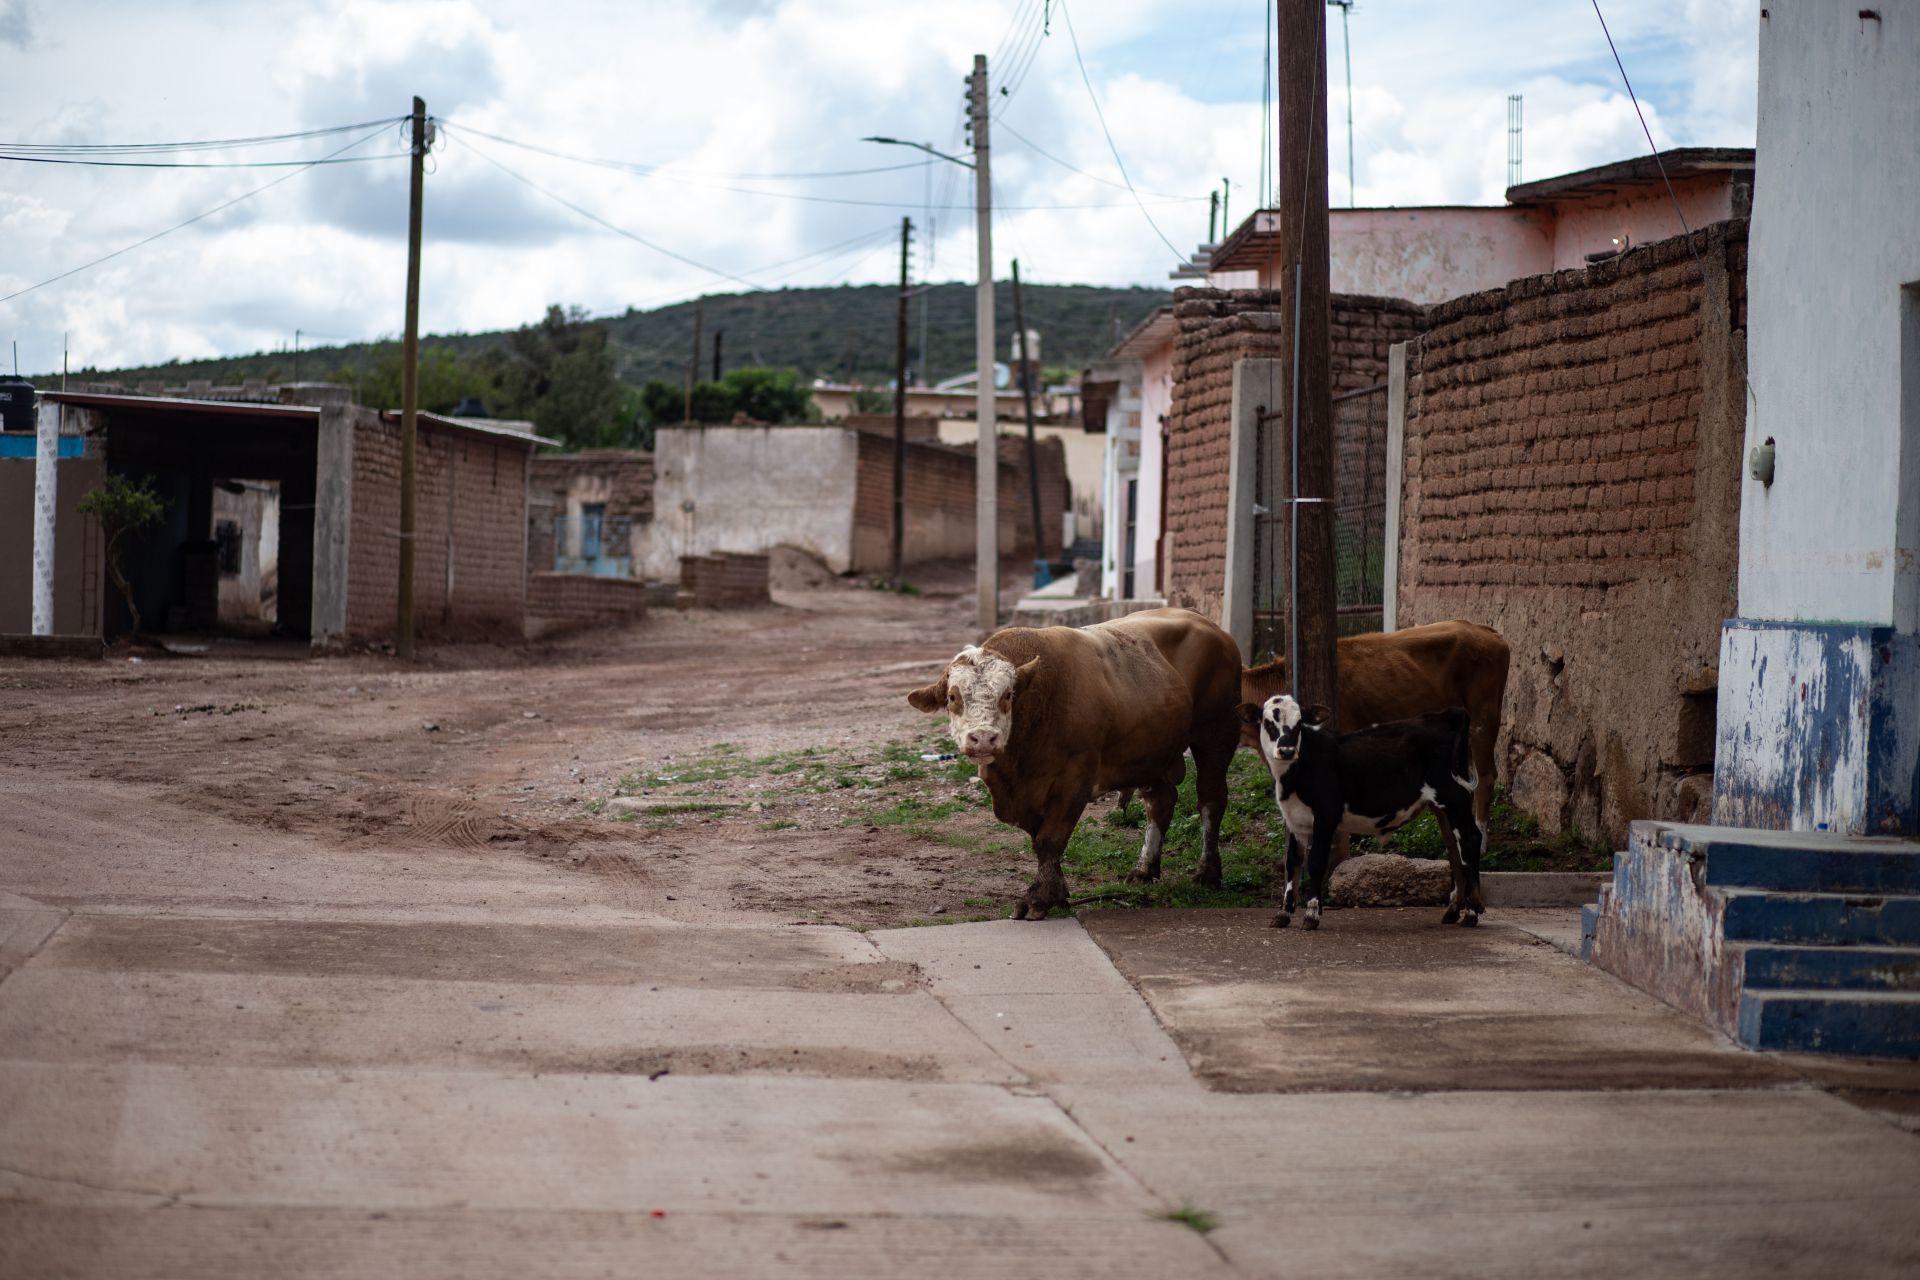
left=942, top=646, right=1021, bottom=759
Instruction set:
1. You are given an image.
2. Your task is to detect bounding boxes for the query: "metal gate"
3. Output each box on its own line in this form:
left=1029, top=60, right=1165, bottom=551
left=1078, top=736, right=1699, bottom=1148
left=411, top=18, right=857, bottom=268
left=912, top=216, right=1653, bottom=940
left=1248, top=379, right=1390, bottom=664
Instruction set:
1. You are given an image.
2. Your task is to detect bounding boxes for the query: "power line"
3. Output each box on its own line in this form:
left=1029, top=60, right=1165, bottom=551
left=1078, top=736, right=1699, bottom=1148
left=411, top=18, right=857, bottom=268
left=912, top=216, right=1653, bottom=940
left=446, top=129, right=772, bottom=292
left=1055, top=0, right=1186, bottom=261
left=441, top=121, right=938, bottom=181
left=0, top=123, right=395, bottom=306
left=1588, top=0, right=1693, bottom=243
left=997, top=119, right=1202, bottom=200
left=0, top=150, right=407, bottom=169
left=0, top=118, right=407, bottom=155
left=446, top=121, right=1197, bottom=212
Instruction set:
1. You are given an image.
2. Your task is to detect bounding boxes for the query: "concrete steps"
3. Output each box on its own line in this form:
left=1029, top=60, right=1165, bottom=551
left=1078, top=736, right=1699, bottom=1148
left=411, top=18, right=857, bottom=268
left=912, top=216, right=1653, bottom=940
left=1584, top=822, right=1920, bottom=1058
left=1737, top=989, right=1920, bottom=1057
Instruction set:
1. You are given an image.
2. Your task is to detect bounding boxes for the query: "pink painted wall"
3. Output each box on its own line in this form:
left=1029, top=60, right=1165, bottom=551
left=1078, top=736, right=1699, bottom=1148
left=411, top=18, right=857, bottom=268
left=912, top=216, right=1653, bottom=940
left=1546, top=178, right=1735, bottom=269
left=1323, top=207, right=1553, bottom=304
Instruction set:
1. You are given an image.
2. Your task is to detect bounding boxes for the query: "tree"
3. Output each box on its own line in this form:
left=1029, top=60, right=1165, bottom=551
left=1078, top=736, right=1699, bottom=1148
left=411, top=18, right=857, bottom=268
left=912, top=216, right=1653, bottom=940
left=480, top=305, right=624, bottom=448
left=719, top=367, right=814, bottom=423
left=334, top=344, right=490, bottom=415
left=78, top=474, right=168, bottom=636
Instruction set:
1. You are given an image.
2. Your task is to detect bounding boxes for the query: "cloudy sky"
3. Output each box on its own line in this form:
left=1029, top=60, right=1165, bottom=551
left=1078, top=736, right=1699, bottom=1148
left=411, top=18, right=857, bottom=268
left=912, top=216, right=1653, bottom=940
left=1, top=0, right=1757, bottom=374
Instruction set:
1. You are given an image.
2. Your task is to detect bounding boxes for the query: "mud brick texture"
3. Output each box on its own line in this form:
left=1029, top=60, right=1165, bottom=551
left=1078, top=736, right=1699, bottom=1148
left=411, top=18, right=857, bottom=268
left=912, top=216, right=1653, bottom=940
left=677, top=551, right=771, bottom=610
left=526, top=450, right=654, bottom=575
left=848, top=432, right=1067, bottom=573
left=1164, top=290, right=1425, bottom=621
left=347, top=417, right=532, bottom=642
left=526, top=572, right=647, bottom=632
left=1398, top=221, right=1749, bottom=845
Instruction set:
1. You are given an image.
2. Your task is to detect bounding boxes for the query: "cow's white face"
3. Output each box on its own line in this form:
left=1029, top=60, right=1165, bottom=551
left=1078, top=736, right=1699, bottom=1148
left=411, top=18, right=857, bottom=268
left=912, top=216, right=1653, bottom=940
left=1261, top=695, right=1306, bottom=764
left=906, top=646, right=1037, bottom=763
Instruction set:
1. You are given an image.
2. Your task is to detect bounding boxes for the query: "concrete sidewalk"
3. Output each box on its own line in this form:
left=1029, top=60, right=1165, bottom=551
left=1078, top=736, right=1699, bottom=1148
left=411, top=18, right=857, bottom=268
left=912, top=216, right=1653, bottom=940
left=4, top=833, right=1918, bottom=1276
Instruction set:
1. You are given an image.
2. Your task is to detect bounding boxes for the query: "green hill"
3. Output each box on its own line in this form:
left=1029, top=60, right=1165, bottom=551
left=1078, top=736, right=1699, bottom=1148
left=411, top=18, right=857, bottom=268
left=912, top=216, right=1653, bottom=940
left=57, top=282, right=1170, bottom=392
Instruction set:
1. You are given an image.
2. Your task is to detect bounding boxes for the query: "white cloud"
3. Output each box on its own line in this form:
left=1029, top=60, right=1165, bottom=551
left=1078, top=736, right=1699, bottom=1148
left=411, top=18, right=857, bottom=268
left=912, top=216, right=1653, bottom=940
left=0, top=0, right=1757, bottom=373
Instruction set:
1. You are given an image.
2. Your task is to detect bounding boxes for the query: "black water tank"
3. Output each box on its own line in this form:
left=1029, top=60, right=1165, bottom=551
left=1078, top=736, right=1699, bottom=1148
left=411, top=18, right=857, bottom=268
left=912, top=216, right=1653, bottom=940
left=0, top=380, right=34, bottom=434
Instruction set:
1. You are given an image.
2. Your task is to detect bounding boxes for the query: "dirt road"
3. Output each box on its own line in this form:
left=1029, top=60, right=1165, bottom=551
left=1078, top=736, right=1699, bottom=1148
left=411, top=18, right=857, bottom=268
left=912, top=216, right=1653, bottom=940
left=1, top=571, right=1012, bottom=928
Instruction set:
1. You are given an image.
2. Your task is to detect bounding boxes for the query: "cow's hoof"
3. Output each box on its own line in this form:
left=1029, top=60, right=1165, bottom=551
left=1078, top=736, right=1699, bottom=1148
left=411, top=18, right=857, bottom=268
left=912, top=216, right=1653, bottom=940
left=1458, top=909, right=1479, bottom=928
left=1302, top=900, right=1322, bottom=931
left=1122, top=868, right=1158, bottom=885
left=1195, top=871, right=1222, bottom=890
left=1441, top=906, right=1460, bottom=925
left=1269, top=911, right=1291, bottom=929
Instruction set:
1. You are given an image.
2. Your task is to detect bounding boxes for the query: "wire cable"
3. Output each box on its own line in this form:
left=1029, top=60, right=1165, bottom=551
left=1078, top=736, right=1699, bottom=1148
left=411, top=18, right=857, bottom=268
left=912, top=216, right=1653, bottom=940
left=0, top=118, right=406, bottom=155
left=1588, top=0, right=1695, bottom=244
left=0, top=150, right=408, bottom=169
left=1055, top=0, right=1186, bottom=261
left=0, top=123, right=396, bottom=306
left=440, top=121, right=938, bottom=181
left=997, top=120, right=1203, bottom=200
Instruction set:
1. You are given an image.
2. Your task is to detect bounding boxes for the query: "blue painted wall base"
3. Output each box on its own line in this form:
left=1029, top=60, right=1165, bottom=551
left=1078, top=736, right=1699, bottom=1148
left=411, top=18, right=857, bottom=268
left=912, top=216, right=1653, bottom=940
left=1714, top=619, right=1920, bottom=837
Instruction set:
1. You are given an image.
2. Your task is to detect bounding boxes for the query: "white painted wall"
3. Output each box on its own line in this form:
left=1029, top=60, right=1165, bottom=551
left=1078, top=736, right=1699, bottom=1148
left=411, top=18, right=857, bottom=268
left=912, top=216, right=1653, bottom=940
left=1738, top=3, right=1920, bottom=631
left=646, top=426, right=859, bottom=579
left=1133, top=340, right=1173, bottom=597
left=1327, top=207, right=1552, bottom=304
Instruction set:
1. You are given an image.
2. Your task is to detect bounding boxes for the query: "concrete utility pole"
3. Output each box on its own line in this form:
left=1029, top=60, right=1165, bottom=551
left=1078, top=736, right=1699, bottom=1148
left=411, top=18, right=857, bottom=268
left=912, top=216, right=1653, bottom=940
left=684, top=299, right=704, bottom=423
left=31, top=395, right=56, bottom=636
left=970, top=53, right=998, bottom=632
left=1277, top=0, right=1337, bottom=721
left=397, top=95, right=427, bottom=660
left=891, top=217, right=912, bottom=589
left=1011, top=259, right=1047, bottom=579
left=1330, top=0, right=1355, bottom=206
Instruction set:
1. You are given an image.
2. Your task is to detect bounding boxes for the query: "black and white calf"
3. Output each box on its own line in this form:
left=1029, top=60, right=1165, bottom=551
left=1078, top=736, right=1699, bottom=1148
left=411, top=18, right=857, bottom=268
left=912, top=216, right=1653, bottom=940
left=1242, top=695, right=1487, bottom=930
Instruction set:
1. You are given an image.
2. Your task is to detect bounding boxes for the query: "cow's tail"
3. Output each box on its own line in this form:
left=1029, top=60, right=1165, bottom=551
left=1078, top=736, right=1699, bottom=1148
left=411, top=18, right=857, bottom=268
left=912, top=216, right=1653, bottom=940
left=1444, top=707, right=1474, bottom=785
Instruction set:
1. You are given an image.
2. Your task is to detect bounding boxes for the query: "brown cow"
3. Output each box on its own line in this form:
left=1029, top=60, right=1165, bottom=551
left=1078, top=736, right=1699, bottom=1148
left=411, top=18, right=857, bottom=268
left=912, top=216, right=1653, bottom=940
left=906, top=608, right=1243, bottom=920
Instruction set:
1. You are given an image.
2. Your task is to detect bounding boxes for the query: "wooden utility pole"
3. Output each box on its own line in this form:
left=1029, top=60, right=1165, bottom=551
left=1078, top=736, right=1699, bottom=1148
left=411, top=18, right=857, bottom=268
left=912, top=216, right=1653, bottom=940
left=891, top=217, right=912, bottom=589
left=970, top=53, right=997, bottom=632
left=396, top=95, right=427, bottom=660
left=1277, top=0, right=1336, bottom=721
left=1010, top=259, right=1047, bottom=577
left=712, top=329, right=724, bottom=382
left=684, top=299, right=704, bottom=423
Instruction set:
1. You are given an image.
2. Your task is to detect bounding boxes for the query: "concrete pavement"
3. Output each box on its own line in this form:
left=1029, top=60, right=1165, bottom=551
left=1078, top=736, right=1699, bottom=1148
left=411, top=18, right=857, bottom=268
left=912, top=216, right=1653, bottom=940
left=3, top=781, right=1918, bottom=1277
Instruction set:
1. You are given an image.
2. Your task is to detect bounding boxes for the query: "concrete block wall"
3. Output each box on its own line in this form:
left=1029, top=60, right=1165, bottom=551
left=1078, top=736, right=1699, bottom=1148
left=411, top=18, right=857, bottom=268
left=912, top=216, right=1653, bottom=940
left=1164, top=289, right=1425, bottom=619
left=848, top=432, right=1069, bottom=573
left=677, top=551, right=771, bottom=609
left=347, top=417, right=531, bottom=641
left=1397, top=221, right=1749, bottom=845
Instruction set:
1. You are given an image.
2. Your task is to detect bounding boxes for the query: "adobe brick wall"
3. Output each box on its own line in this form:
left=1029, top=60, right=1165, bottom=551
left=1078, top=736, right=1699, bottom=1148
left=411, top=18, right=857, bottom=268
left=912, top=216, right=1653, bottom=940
left=1163, top=290, right=1425, bottom=620
left=526, top=571, right=646, bottom=634
left=347, top=416, right=531, bottom=641
left=676, top=551, right=771, bottom=610
left=527, top=449, right=653, bottom=576
left=847, top=432, right=1068, bottom=573
left=1397, top=221, right=1748, bottom=845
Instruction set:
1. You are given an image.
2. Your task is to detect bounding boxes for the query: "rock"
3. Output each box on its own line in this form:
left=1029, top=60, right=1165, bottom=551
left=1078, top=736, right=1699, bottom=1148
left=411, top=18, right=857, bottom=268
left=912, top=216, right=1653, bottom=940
left=1327, top=853, right=1452, bottom=907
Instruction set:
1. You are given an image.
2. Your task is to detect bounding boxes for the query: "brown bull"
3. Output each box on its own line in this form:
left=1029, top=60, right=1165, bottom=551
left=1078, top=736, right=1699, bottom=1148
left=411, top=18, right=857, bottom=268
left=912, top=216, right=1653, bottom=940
left=906, top=607, right=1243, bottom=920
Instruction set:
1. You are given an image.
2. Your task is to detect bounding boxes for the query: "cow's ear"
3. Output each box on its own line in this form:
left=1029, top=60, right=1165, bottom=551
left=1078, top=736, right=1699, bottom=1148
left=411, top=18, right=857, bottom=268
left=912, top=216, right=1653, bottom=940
left=1302, top=702, right=1334, bottom=726
left=906, top=674, right=949, bottom=713
left=1013, top=655, right=1042, bottom=691
left=1237, top=701, right=1263, bottom=727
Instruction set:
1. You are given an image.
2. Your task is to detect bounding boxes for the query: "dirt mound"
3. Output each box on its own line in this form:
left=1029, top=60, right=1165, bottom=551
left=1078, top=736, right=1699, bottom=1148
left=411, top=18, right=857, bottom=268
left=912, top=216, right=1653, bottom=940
left=770, top=545, right=839, bottom=591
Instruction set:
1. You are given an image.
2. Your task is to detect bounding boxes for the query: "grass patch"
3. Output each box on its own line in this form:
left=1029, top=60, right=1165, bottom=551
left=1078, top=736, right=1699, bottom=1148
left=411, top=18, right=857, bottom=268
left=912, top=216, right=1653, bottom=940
left=1059, top=751, right=1282, bottom=912
left=1162, top=1204, right=1218, bottom=1235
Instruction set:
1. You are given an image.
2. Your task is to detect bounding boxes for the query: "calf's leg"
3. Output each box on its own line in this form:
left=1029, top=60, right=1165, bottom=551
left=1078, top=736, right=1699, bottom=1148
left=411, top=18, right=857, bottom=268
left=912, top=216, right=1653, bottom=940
left=1301, top=821, right=1337, bottom=930
left=1434, top=803, right=1485, bottom=927
left=1270, top=831, right=1304, bottom=928
left=1437, top=812, right=1467, bottom=925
